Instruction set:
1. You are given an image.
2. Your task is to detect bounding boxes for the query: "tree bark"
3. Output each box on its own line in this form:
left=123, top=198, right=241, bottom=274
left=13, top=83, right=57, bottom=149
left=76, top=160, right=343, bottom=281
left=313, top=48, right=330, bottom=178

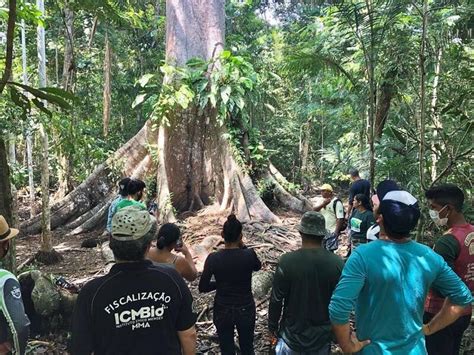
left=103, top=32, right=111, bottom=137
left=22, top=0, right=280, bottom=234
left=430, top=47, right=442, bottom=182
left=375, top=69, right=397, bottom=141
left=56, top=1, right=75, bottom=199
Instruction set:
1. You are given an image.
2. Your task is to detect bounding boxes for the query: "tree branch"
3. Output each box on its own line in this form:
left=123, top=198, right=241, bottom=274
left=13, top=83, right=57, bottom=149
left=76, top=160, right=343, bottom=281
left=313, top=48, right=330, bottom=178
left=0, top=0, right=17, bottom=94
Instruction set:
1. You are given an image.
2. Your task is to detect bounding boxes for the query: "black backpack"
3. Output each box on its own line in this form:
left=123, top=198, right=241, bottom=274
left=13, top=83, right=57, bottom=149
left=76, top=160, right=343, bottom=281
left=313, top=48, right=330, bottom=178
left=332, top=198, right=348, bottom=230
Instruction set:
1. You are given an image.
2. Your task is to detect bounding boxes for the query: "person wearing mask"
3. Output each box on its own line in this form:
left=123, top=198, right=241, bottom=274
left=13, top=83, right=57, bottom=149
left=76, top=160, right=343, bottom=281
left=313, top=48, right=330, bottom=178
left=329, top=185, right=473, bottom=354
left=268, top=211, right=344, bottom=354
left=424, top=184, right=474, bottom=355
left=106, top=177, right=131, bottom=233
left=72, top=206, right=196, bottom=355
left=349, top=194, right=375, bottom=250
left=199, top=214, right=261, bottom=355
left=147, top=223, right=198, bottom=282
left=115, top=179, right=146, bottom=211
left=0, top=216, right=30, bottom=355
left=346, top=168, right=371, bottom=219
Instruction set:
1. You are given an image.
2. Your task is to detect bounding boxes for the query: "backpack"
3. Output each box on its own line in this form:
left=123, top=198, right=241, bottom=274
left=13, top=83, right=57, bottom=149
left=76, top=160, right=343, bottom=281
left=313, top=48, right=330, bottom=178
left=332, top=198, right=348, bottom=230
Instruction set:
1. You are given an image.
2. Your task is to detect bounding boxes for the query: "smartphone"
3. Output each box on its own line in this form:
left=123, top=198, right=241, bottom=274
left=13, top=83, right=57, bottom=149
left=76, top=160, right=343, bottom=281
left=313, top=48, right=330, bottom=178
left=148, top=202, right=158, bottom=214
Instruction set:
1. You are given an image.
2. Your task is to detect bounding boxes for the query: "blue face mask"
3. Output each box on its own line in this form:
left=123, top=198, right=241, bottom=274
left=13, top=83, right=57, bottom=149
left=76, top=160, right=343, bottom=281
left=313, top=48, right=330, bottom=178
left=429, top=205, right=449, bottom=226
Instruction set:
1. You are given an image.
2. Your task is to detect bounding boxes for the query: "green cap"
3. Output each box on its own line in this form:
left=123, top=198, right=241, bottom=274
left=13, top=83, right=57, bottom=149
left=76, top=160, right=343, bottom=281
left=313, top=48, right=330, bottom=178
left=111, top=206, right=156, bottom=241
left=297, top=211, right=327, bottom=236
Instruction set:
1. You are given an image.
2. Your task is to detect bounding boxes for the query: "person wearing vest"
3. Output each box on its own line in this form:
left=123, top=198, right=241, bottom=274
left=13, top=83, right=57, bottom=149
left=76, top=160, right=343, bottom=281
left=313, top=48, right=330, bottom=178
left=424, top=184, right=474, bottom=355
left=0, top=216, right=30, bottom=355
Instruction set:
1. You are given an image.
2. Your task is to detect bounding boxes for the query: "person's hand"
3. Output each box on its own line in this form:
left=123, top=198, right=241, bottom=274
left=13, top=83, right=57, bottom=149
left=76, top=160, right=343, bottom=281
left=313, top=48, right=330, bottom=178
left=324, top=197, right=332, bottom=205
left=175, top=242, right=190, bottom=255
left=0, top=342, right=12, bottom=354
left=422, top=323, right=431, bottom=336
left=340, top=332, right=370, bottom=353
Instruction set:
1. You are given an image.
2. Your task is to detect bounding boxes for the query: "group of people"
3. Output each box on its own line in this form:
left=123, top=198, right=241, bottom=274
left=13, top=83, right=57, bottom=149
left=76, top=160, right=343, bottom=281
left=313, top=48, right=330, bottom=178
left=0, top=172, right=471, bottom=355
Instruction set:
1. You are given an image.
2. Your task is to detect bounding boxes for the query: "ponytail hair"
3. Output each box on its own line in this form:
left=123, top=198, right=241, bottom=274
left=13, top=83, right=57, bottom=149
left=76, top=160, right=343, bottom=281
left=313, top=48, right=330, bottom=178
left=118, top=177, right=131, bottom=197
left=355, top=193, right=372, bottom=211
left=222, top=214, right=242, bottom=243
left=157, top=223, right=181, bottom=249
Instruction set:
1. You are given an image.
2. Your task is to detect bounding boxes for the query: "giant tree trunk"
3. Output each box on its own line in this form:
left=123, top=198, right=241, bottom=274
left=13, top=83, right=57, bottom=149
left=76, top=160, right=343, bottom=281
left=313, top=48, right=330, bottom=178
left=22, top=0, right=279, bottom=235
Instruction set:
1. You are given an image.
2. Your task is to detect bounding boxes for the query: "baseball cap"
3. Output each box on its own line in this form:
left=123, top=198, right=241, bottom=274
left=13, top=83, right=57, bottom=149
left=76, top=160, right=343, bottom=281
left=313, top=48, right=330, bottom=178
left=111, top=206, right=156, bottom=241
left=319, top=183, right=333, bottom=192
left=297, top=211, right=327, bottom=237
left=372, top=180, right=400, bottom=206
left=379, top=189, right=420, bottom=235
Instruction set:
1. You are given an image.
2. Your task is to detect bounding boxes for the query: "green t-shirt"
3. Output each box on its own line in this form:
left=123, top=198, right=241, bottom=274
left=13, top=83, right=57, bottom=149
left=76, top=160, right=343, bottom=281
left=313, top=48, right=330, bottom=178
left=115, top=199, right=146, bottom=211
left=350, top=209, right=376, bottom=240
left=268, top=248, right=344, bottom=352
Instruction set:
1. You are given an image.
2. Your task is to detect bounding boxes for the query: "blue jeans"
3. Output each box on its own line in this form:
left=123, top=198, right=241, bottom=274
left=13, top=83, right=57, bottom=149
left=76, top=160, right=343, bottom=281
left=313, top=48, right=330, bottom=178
left=275, top=338, right=330, bottom=355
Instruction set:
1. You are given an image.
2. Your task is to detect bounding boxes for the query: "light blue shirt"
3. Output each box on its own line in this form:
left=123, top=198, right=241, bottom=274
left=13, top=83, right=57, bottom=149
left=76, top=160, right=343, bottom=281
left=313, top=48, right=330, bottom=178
left=329, top=239, right=472, bottom=354
left=106, top=195, right=123, bottom=232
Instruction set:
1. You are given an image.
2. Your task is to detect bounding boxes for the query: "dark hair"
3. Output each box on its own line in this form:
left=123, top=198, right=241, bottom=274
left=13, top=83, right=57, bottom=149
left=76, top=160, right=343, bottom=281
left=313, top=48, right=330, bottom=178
left=157, top=223, right=181, bottom=249
left=126, top=179, right=146, bottom=196
left=223, top=214, right=242, bottom=243
left=118, top=177, right=131, bottom=197
left=349, top=168, right=359, bottom=177
left=109, top=224, right=156, bottom=261
left=355, top=194, right=372, bottom=211
left=425, top=184, right=464, bottom=212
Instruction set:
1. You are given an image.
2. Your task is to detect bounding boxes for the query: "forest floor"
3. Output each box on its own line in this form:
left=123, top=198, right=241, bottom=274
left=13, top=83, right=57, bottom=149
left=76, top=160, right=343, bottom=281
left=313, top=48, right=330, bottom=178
left=13, top=205, right=473, bottom=355
left=13, top=205, right=351, bottom=354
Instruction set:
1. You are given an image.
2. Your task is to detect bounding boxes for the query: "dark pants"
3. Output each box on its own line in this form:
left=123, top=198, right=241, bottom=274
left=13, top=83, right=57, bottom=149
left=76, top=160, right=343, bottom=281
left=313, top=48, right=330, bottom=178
left=213, top=302, right=256, bottom=355
left=423, top=312, right=471, bottom=355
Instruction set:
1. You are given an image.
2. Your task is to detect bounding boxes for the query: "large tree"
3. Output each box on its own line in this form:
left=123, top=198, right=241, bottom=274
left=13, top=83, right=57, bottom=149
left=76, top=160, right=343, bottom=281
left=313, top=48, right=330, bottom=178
left=22, top=0, right=279, bottom=235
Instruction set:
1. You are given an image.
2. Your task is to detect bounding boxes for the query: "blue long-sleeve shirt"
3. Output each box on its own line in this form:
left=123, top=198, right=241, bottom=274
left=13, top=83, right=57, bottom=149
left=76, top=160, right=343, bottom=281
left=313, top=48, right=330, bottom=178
left=106, top=195, right=123, bottom=232
left=329, top=239, right=472, bottom=354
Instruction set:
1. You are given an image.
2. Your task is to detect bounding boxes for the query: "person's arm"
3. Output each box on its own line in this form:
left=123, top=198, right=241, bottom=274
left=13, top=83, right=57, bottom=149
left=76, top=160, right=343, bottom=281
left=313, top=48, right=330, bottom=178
left=198, top=255, right=216, bottom=292
left=433, top=235, right=459, bottom=269
left=329, top=251, right=370, bottom=350
left=1, top=278, right=29, bottom=355
left=347, top=185, right=356, bottom=218
left=334, top=200, right=345, bottom=235
left=423, top=298, right=471, bottom=336
left=175, top=243, right=198, bottom=282
left=175, top=273, right=197, bottom=354
left=313, top=197, right=332, bottom=212
left=71, top=286, right=94, bottom=355
left=423, top=255, right=473, bottom=332
left=178, top=326, right=197, bottom=355
left=106, top=197, right=118, bottom=232
left=268, top=261, right=289, bottom=334
left=332, top=324, right=371, bottom=353
left=252, top=250, right=262, bottom=271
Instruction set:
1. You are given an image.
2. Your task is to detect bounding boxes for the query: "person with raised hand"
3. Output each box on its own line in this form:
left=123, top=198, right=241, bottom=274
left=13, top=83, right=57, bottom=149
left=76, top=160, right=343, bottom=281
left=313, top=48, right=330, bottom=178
left=199, top=214, right=261, bottom=355
left=147, top=223, right=198, bottom=282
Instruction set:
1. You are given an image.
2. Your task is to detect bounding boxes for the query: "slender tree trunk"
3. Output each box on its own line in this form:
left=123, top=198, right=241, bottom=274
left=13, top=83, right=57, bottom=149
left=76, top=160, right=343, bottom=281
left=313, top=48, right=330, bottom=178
left=299, top=118, right=311, bottom=191
left=430, top=47, right=442, bottom=182
left=103, top=32, right=112, bottom=137
left=56, top=2, right=75, bottom=199
left=418, top=0, right=428, bottom=191
left=22, top=19, right=36, bottom=217
left=0, top=139, right=13, bottom=228
left=36, top=0, right=61, bottom=263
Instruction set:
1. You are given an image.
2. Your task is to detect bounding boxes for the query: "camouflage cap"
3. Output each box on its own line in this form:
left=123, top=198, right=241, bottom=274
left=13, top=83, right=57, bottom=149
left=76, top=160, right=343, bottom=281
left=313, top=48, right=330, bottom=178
left=297, top=211, right=327, bottom=237
left=111, top=206, right=156, bottom=241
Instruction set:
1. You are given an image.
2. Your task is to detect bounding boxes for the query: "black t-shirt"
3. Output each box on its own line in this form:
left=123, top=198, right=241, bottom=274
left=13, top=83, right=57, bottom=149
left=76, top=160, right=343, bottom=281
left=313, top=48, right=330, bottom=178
left=198, top=248, right=261, bottom=306
left=71, top=260, right=195, bottom=355
left=349, top=179, right=371, bottom=205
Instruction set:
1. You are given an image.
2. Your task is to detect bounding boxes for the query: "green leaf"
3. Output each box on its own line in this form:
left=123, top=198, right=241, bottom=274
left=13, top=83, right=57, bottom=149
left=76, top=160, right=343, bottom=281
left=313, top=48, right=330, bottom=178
left=138, top=74, right=155, bottom=87
left=221, top=50, right=232, bottom=59
left=32, top=98, right=52, bottom=117
left=9, top=82, right=71, bottom=110
left=220, top=85, right=231, bottom=104
left=39, top=87, right=76, bottom=102
left=235, top=96, right=245, bottom=110
left=132, top=93, right=147, bottom=108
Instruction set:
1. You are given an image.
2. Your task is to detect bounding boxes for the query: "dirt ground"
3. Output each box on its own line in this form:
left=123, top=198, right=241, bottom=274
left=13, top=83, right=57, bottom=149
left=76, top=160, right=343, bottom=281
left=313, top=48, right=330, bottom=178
left=15, top=208, right=315, bottom=354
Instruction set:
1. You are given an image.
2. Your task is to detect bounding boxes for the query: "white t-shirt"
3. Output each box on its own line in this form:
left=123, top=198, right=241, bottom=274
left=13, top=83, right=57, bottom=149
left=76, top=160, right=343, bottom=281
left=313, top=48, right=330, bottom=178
left=314, top=196, right=345, bottom=233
